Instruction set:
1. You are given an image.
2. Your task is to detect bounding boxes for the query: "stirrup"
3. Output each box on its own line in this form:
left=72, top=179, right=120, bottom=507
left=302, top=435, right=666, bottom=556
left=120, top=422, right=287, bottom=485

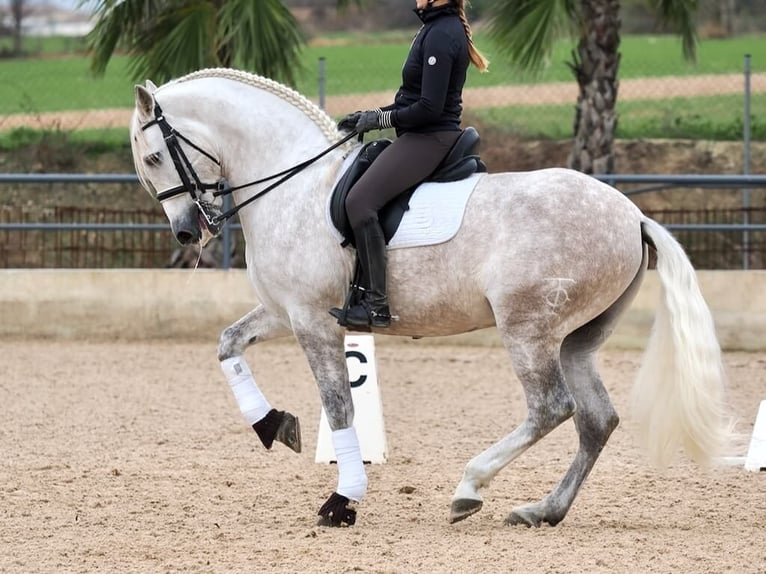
left=329, top=299, right=394, bottom=328
left=329, top=282, right=364, bottom=327
left=344, top=300, right=392, bottom=328
left=329, top=306, right=349, bottom=325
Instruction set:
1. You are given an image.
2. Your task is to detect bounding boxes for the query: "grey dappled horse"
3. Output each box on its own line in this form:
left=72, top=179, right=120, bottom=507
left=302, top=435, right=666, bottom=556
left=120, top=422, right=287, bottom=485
left=130, top=68, right=730, bottom=528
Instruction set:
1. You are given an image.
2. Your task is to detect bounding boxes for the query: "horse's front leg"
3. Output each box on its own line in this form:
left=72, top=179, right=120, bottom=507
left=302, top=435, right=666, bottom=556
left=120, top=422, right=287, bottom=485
left=292, top=319, right=367, bottom=527
left=218, top=304, right=301, bottom=452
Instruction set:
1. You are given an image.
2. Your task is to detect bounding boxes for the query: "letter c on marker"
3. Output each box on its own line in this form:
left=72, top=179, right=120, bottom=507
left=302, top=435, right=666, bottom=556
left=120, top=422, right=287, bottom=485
left=345, top=350, right=368, bottom=388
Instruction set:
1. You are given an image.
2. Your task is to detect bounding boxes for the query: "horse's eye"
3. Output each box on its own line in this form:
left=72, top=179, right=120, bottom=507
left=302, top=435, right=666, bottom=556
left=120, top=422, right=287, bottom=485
left=144, top=152, right=162, bottom=167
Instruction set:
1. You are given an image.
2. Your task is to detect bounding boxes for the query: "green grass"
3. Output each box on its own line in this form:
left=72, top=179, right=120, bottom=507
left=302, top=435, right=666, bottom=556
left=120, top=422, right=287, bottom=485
left=0, top=34, right=88, bottom=56
left=0, top=32, right=761, bottom=114
left=297, top=32, right=763, bottom=95
left=472, top=92, right=766, bottom=140
left=0, top=32, right=762, bottom=142
left=0, top=126, right=130, bottom=152
left=0, top=56, right=134, bottom=114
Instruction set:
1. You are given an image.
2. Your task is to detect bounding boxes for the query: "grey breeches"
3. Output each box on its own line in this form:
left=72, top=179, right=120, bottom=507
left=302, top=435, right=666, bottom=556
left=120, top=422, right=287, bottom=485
left=345, top=130, right=461, bottom=229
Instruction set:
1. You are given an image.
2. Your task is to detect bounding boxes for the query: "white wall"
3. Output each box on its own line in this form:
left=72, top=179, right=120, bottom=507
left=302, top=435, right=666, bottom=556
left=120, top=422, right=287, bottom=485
left=2, top=269, right=765, bottom=350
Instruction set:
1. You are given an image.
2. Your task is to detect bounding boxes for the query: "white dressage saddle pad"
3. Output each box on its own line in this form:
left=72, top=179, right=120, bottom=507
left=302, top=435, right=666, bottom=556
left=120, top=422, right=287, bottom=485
left=326, top=172, right=485, bottom=250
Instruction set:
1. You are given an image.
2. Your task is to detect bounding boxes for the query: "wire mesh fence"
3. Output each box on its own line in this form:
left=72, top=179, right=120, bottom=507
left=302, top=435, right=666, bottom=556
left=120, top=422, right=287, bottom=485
left=0, top=205, right=175, bottom=268
left=644, top=206, right=766, bottom=269
left=1, top=203, right=766, bottom=270
left=305, top=31, right=765, bottom=141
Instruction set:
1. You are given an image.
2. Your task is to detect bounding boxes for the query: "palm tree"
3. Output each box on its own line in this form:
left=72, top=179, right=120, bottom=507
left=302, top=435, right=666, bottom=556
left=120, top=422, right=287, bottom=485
left=11, top=0, right=26, bottom=56
left=486, top=0, right=698, bottom=174
left=83, top=0, right=362, bottom=86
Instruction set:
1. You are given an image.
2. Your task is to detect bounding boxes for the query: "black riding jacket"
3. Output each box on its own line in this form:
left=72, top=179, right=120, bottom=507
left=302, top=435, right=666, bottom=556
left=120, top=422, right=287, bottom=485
left=380, top=4, right=469, bottom=135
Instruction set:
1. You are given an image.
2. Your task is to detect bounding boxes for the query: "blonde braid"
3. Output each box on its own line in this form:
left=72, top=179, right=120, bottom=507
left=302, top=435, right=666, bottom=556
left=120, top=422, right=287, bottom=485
left=456, top=1, right=489, bottom=72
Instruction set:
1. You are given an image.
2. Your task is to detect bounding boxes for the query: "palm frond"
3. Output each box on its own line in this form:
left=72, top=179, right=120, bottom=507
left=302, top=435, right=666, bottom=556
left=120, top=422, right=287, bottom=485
left=128, top=1, right=218, bottom=83
left=83, top=0, right=159, bottom=76
left=218, top=0, right=304, bottom=86
left=85, top=0, right=308, bottom=85
left=646, top=0, right=698, bottom=61
left=485, top=0, right=579, bottom=71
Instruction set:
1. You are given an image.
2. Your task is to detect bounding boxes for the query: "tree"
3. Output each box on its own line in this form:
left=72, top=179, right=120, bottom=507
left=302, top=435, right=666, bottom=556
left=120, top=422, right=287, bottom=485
left=83, top=0, right=362, bottom=86
left=11, top=0, right=26, bottom=56
left=485, top=0, right=699, bottom=174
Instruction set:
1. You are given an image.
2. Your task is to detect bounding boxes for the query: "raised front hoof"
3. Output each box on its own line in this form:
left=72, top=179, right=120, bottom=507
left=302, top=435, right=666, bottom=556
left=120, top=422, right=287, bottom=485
left=449, top=498, right=483, bottom=524
left=252, top=409, right=302, bottom=453
left=275, top=411, right=302, bottom=453
left=317, top=492, right=357, bottom=527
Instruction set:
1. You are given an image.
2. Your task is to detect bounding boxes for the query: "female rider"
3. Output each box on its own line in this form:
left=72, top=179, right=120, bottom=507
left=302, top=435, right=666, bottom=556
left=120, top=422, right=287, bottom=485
left=331, top=0, right=489, bottom=328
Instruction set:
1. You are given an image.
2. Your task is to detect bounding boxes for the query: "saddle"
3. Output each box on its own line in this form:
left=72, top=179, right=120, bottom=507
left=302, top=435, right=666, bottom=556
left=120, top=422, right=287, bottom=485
left=329, top=126, right=487, bottom=247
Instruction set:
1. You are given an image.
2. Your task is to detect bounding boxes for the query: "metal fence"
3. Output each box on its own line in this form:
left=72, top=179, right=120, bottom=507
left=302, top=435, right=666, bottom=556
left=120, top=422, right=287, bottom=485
left=313, top=51, right=763, bottom=142
left=0, top=205, right=174, bottom=268
left=1, top=173, right=766, bottom=270
left=0, top=50, right=761, bottom=142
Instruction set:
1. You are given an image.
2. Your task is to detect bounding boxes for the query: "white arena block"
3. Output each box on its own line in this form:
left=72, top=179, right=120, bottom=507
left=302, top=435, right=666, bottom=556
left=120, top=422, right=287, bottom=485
left=315, top=334, right=388, bottom=464
left=744, top=400, right=766, bottom=472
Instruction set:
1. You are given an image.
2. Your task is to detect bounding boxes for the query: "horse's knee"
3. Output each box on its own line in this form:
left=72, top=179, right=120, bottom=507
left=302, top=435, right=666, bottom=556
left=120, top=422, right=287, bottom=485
left=217, top=328, right=235, bottom=360
left=217, top=324, right=253, bottom=361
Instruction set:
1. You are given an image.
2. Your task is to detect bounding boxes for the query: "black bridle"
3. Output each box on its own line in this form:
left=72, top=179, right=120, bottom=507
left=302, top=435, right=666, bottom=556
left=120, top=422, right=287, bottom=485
left=141, top=101, right=358, bottom=232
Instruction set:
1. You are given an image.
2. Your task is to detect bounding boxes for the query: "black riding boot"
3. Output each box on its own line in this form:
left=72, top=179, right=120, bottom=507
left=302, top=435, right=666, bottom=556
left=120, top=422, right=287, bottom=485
left=338, top=218, right=392, bottom=328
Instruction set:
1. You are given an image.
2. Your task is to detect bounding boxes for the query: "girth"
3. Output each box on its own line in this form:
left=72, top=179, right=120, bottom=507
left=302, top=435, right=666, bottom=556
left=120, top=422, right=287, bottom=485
left=329, top=126, right=487, bottom=247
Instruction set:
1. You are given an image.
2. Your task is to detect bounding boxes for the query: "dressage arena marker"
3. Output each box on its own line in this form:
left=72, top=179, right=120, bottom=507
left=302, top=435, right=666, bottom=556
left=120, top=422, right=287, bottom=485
left=744, top=400, right=766, bottom=472
left=315, top=334, right=388, bottom=464
left=720, top=399, right=766, bottom=471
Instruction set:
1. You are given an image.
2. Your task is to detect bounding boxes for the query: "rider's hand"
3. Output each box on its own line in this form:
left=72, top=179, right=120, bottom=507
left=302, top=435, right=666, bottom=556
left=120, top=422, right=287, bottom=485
left=354, top=109, right=382, bottom=134
left=337, top=112, right=362, bottom=132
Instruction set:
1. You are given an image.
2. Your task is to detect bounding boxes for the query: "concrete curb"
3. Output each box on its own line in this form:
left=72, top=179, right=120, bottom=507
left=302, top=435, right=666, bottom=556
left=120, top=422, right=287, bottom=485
left=2, top=269, right=765, bottom=350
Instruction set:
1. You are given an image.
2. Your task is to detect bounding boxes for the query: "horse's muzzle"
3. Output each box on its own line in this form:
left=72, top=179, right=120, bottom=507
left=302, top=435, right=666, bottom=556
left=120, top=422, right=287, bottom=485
left=175, top=229, right=200, bottom=245
left=170, top=211, right=203, bottom=245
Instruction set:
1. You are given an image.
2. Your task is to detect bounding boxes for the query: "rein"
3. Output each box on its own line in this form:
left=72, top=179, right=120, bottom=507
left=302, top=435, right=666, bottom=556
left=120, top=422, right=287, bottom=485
left=212, top=128, right=358, bottom=224
left=142, top=101, right=357, bottom=228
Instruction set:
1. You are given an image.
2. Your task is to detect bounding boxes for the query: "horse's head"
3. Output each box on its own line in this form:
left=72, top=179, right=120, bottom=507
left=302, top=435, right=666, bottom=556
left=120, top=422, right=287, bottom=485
left=130, top=80, right=225, bottom=247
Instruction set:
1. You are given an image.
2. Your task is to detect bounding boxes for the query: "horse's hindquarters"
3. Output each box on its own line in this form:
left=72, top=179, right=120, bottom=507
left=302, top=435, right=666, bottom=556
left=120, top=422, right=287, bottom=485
left=385, top=169, right=645, bottom=341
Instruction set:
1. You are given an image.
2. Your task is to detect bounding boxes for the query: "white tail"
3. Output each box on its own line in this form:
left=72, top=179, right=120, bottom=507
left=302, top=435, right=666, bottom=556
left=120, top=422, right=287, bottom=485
left=632, top=217, right=731, bottom=467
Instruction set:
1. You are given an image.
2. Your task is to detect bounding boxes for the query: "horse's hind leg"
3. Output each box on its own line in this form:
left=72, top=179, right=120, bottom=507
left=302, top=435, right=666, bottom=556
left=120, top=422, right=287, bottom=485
left=506, top=259, right=646, bottom=527
left=217, top=304, right=301, bottom=452
left=450, top=330, right=576, bottom=523
left=505, top=341, right=617, bottom=527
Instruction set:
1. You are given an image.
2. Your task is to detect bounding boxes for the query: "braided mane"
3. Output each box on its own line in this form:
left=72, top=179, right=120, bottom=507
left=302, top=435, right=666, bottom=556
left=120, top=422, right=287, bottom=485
left=162, top=67, right=342, bottom=144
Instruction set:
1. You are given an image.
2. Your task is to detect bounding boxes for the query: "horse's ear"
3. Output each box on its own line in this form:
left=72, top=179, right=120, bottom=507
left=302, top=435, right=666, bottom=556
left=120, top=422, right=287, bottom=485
left=145, top=79, right=158, bottom=92
left=134, top=84, right=155, bottom=120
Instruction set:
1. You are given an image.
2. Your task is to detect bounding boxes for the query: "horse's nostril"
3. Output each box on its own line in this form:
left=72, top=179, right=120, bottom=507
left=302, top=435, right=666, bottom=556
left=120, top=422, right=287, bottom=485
left=176, top=230, right=195, bottom=245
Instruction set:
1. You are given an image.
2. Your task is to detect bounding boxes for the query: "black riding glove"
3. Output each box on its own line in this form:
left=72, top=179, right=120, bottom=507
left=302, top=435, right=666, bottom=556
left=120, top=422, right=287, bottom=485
left=354, top=109, right=383, bottom=133
left=337, top=112, right=361, bottom=132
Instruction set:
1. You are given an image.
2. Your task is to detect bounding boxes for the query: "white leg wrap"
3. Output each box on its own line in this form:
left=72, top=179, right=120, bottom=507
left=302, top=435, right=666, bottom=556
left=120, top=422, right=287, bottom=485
left=332, top=427, right=368, bottom=502
left=220, top=356, right=272, bottom=425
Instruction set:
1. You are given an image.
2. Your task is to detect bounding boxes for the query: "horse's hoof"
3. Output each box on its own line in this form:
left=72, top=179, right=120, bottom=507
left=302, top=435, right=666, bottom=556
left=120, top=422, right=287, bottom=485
left=504, top=507, right=543, bottom=528
left=252, top=409, right=301, bottom=452
left=449, top=498, right=483, bottom=524
left=317, top=492, right=357, bottom=527
left=276, top=411, right=302, bottom=453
